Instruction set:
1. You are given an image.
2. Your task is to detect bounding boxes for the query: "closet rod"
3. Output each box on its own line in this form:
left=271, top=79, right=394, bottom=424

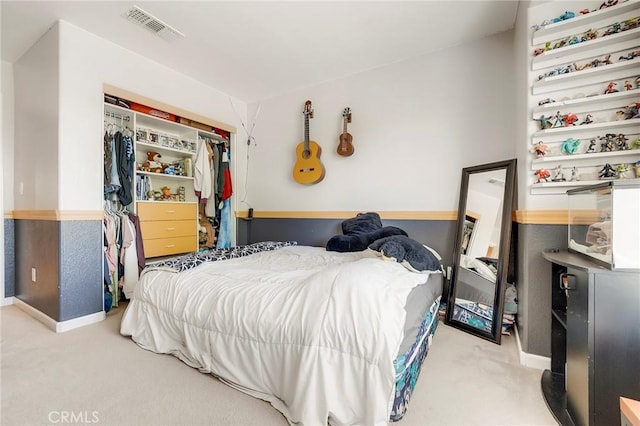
left=105, top=111, right=131, bottom=121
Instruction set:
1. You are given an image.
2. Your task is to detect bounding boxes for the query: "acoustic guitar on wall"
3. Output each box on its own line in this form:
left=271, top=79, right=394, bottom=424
left=337, top=107, right=354, bottom=157
left=293, top=100, right=325, bottom=185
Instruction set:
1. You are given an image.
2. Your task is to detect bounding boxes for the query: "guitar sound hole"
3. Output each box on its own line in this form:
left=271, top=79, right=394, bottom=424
left=302, top=150, right=311, bottom=159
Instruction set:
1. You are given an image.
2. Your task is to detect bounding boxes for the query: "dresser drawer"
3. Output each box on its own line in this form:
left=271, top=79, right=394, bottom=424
left=140, top=220, right=196, bottom=239
left=143, top=236, right=197, bottom=258
left=137, top=202, right=196, bottom=222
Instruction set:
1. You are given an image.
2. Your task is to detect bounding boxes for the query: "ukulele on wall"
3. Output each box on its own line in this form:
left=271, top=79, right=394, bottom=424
left=293, top=100, right=325, bottom=185
left=337, top=107, right=354, bottom=157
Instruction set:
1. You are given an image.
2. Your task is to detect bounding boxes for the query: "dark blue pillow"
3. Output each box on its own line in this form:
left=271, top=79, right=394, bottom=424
left=369, top=235, right=442, bottom=272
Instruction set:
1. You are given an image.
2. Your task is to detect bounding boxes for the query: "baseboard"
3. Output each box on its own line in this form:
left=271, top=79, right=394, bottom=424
left=515, top=325, right=551, bottom=370
left=13, top=299, right=105, bottom=333
left=2, top=296, right=15, bottom=306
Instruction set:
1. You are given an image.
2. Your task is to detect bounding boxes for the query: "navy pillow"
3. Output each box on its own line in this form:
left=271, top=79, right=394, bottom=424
left=369, top=235, right=442, bottom=272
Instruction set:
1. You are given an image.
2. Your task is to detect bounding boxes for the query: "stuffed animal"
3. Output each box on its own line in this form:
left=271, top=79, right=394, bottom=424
left=369, top=235, right=442, bottom=272
left=143, top=151, right=164, bottom=173
left=325, top=212, right=408, bottom=252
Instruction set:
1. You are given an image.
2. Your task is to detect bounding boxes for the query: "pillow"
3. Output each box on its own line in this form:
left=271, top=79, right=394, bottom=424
left=326, top=226, right=407, bottom=253
left=369, top=235, right=442, bottom=272
left=341, top=212, right=383, bottom=235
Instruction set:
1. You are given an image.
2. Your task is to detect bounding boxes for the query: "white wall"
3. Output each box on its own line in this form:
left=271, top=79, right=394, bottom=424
left=245, top=30, right=517, bottom=212
left=2, top=61, right=14, bottom=211
left=13, top=25, right=60, bottom=210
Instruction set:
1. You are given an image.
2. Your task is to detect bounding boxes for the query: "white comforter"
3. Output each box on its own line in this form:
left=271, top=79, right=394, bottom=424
left=120, top=246, right=434, bottom=425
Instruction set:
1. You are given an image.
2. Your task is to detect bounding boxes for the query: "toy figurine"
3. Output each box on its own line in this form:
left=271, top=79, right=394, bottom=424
left=599, top=163, right=617, bottom=179
left=532, top=141, right=550, bottom=158
left=534, top=169, right=551, bottom=183
left=533, top=48, right=545, bottom=56
left=615, top=134, right=630, bottom=150
left=632, top=138, right=640, bottom=149
left=615, top=103, right=640, bottom=120
left=603, top=22, right=621, bottom=36
left=161, top=186, right=172, bottom=200
left=551, top=111, right=565, bottom=127
left=581, top=28, right=598, bottom=41
left=563, top=113, right=579, bottom=126
left=625, top=81, right=633, bottom=91
left=561, top=138, right=581, bottom=154
left=538, top=98, right=555, bottom=106
left=552, top=165, right=565, bottom=182
left=580, top=8, right=590, bottom=15
left=579, top=114, right=594, bottom=125
left=604, top=81, right=618, bottom=94
left=622, top=17, right=639, bottom=31
left=616, top=164, right=631, bottom=179
left=601, top=134, right=615, bottom=152
left=619, top=50, right=640, bottom=61
left=599, top=0, right=618, bottom=9
left=569, top=167, right=580, bottom=181
left=536, top=114, right=552, bottom=130
left=586, top=139, right=598, bottom=153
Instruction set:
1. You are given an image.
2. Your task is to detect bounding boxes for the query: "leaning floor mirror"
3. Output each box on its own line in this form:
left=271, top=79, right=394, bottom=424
left=445, top=159, right=517, bottom=344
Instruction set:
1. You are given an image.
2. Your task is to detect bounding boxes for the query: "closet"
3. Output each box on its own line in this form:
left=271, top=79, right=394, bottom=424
left=103, top=92, right=234, bottom=308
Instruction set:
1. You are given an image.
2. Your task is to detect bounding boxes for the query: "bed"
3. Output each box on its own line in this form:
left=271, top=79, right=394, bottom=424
left=120, top=241, right=443, bottom=425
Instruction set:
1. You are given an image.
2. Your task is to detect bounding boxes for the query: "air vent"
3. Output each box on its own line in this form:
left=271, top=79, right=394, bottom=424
left=123, top=5, right=184, bottom=42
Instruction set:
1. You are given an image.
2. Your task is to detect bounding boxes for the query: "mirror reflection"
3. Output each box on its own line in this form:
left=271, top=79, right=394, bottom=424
left=445, top=159, right=516, bottom=344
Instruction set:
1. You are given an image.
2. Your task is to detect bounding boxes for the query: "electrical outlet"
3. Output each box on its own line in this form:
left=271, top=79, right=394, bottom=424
left=446, top=266, right=452, bottom=280
left=31, top=268, right=36, bottom=283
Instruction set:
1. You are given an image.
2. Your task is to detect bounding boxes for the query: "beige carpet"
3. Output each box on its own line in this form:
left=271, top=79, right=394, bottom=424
left=1, top=303, right=556, bottom=426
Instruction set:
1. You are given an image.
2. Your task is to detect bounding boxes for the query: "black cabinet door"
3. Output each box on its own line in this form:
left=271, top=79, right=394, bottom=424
left=565, top=268, right=590, bottom=426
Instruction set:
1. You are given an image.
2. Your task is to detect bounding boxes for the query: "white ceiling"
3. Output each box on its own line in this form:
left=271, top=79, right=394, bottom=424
left=1, top=1, right=519, bottom=103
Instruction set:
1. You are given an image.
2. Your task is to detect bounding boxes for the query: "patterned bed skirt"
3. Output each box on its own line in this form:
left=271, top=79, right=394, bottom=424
left=390, top=296, right=441, bottom=421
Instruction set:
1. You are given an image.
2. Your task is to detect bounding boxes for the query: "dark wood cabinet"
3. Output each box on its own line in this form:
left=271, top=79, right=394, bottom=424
left=542, top=251, right=640, bottom=426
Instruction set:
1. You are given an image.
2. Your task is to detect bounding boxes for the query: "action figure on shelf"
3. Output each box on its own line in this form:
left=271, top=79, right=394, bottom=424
left=616, top=164, right=632, bottom=179
left=599, top=163, right=617, bottom=179
left=538, top=98, right=555, bottom=106
left=536, top=114, right=552, bottom=130
left=604, top=81, right=618, bottom=94
left=632, top=138, right=640, bottom=149
left=586, top=139, right=598, bottom=153
left=581, top=28, right=598, bottom=41
left=534, top=169, right=551, bottom=183
left=552, top=165, right=565, bottom=182
left=532, top=141, right=550, bottom=158
left=600, top=134, right=615, bottom=152
left=615, top=103, right=640, bottom=120
left=563, top=113, right=579, bottom=126
left=551, top=111, right=564, bottom=127
left=599, top=0, right=618, bottom=9
left=569, top=167, right=580, bottom=182
left=615, top=134, right=630, bottom=150
left=579, top=114, right=594, bottom=125
left=561, top=138, right=581, bottom=154
left=619, top=50, right=640, bottom=61
left=624, top=81, right=633, bottom=91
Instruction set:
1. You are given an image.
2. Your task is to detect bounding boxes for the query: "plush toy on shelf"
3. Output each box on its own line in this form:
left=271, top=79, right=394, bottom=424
left=143, top=151, right=164, bottom=173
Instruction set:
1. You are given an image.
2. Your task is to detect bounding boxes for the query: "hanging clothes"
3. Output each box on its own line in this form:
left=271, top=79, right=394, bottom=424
left=194, top=137, right=213, bottom=207
left=216, top=198, right=231, bottom=249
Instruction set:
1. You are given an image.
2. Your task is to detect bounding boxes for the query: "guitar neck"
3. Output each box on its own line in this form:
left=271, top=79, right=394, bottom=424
left=304, top=115, right=310, bottom=149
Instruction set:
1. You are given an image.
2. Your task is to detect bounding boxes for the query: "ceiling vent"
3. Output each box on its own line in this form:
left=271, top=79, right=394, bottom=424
left=123, top=5, right=184, bottom=42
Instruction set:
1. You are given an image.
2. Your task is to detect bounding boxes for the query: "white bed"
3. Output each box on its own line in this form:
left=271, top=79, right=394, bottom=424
left=120, top=244, right=442, bottom=425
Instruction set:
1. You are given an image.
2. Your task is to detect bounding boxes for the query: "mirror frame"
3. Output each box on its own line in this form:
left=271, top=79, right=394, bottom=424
left=445, top=159, right=517, bottom=344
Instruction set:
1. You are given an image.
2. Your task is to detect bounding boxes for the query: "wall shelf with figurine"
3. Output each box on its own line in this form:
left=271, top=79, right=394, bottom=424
left=532, top=27, right=640, bottom=70
left=533, top=88, right=640, bottom=115
left=528, top=0, right=640, bottom=195
left=532, top=0, right=640, bottom=45
left=532, top=58, right=640, bottom=94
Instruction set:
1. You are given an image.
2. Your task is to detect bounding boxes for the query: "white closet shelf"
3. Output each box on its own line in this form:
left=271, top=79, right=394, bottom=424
left=532, top=28, right=640, bottom=71
left=136, top=171, right=195, bottom=181
left=532, top=58, right=640, bottom=94
left=136, top=200, right=197, bottom=204
left=532, top=0, right=640, bottom=45
left=136, top=141, right=196, bottom=157
left=532, top=89, right=640, bottom=116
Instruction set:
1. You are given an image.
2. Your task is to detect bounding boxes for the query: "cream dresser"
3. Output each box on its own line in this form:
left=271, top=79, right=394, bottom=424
left=137, top=202, right=198, bottom=258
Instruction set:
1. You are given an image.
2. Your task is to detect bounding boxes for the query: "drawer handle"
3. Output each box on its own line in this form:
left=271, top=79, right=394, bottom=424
left=166, top=227, right=176, bottom=231
left=166, top=210, right=176, bottom=213
left=166, top=244, right=176, bottom=248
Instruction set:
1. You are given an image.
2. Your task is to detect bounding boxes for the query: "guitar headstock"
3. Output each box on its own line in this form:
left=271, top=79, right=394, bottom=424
left=304, top=100, right=314, bottom=119
left=342, top=107, right=352, bottom=123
